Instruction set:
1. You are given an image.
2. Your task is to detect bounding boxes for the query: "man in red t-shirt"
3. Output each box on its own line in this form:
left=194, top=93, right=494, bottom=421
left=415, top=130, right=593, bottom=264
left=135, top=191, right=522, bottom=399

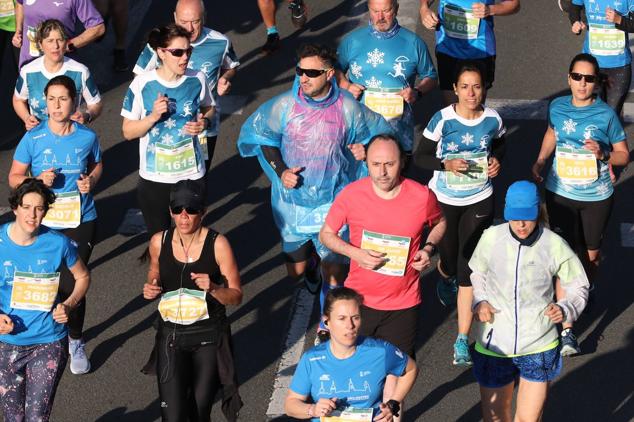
left=320, top=134, right=446, bottom=358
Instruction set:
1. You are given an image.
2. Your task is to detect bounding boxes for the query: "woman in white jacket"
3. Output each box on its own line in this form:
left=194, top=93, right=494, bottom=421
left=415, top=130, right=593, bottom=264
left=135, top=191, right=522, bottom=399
left=469, top=180, right=589, bottom=422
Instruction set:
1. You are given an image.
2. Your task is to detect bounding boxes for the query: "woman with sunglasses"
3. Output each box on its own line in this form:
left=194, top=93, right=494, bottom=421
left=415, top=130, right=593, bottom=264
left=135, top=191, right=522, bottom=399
left=13, top=19, right=102, bottom=131
left=532, top=53, right=629, bottom=356
left=142, top=179, right=243, bottom=421
left=8, top=74, right=102, bottom=375
left=122, top=23, right=215, bottom=238
left=0, top=178, right=91, bottom=421
left=414, top=61, right=506, bottom=367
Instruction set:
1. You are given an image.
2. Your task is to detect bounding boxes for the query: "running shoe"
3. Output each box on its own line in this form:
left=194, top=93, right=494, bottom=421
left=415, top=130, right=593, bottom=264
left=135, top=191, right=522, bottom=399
left=261, top=33, right=280, bottom=55
left=314, top=330, right=330, bottom=346
left=436, top=276, right=458, bottom=307
left=303, top=254, right=322, bottom=295
left=113, top=49, right=129, bottom=72
left=69, top=337, right=91, bottom=374
left=560, top=328, right=581, bottom=356
left=453, top=337, right=473, bottom=366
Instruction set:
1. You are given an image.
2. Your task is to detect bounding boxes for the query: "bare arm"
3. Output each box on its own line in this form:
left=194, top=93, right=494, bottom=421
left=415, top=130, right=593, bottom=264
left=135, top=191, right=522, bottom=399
left=425, top=215, right=446, bottom=248
left=488, top=0, right=520, bottom=16
left=12, top=2, right=23, bottom=48
left=69, top=23, right=106, bottom=50
left=388, top=357, right=418, bottom=402
left=86, top=101, right=103, bottom=121
left=65, top=258, right=91, bottom=308
left=532, top=126, right=557, bottom=182
left=122, top=116, right=157, bottom=140
left=609, top=141, right=630, bottom=166
left=12, top=96, right=36, bottom=127
left=414, top=76, right=437, bottom=96
left=209, top=234, right=243, bottom=306
left=143, top=232, right=163, bottom=300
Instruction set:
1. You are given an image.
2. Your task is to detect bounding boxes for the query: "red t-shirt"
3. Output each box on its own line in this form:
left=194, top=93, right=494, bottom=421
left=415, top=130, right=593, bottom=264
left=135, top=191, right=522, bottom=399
left=325, top=177, right=442, bottom=310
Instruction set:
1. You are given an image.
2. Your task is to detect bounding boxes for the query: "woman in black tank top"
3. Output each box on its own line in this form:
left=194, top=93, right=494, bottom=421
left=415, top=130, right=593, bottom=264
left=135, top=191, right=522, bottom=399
left=142, top=180, right=243, bottom=422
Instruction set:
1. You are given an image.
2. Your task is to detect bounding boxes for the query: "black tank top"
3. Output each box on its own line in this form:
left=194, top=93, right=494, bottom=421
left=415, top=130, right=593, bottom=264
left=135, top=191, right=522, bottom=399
left=158, top=227, right=227, bottom=329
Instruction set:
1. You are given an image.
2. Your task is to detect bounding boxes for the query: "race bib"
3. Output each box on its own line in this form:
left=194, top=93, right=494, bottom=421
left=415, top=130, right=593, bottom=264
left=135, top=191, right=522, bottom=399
left=363, top=88, right=404, bottom=120
left=555, top=147, right=598, bottom=185
left=445, top=151, right=489, bottom=190
left=295, top=203, right=331, bottom=234
left=589, top=24, right=625, bottom=56
left=10, top=271, right=60, bottom=312
left=155, top=137, right=198, bottom=178
left=0, top=0, right=15, bottom=18
left=321, top=407, right=373, bottom=422
left=360, top=230, right=411, bottom=276
left=27, top=26, right=40, bottom=57
left=198, top=135, right=209, bottom=161
left=42, top=191, right=81, bottom=229
left=444, top=5, right=480, bottom=40
left=158, top=288, right=209, bottom=325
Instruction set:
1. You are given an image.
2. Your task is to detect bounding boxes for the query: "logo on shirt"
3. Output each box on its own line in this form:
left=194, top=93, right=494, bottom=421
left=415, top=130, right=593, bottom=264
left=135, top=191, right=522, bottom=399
left=37, top=259, right=48, bottom=266
left=25, top=0, right=37, bottom=5
left=359, top=371, right=371, bottom=377
left=388, top=56, right=409, bottom=79
left=53, top=1, right=64, bottom=6
left=309, top=355, right=326, bottom=362
left=181, top=101, right=194, bottom=118
left=199, top=62, right=213, bottom=76
left=75, top=148, right=84, bottom=154
left=319, top=374, right=331, bottom=381
left=395, top=349, right=403, bottom=359
left=583, top=125, right=598, bottom=140
left=33, top=133, right=47, bottom=140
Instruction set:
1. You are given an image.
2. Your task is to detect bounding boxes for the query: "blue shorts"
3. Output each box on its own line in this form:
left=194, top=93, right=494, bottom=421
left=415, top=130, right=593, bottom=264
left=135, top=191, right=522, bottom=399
left=472, top=346, right=562, bottom=388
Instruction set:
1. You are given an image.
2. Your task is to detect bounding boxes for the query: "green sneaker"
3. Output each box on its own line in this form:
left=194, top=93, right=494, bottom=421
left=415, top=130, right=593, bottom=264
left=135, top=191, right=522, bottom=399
left=453, top=337, right=472, bottom=366
left=436, top=276, right=457, bottom=307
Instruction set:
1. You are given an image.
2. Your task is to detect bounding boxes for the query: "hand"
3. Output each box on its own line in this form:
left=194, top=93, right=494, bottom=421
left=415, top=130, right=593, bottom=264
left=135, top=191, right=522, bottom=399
left=374, top=402, right=394, bottom=422
left=544, top=303, right=564, bottom=323
left=487, top=157, right=501, bottom=178
left=190, top=272, right=219, bottom=292
left=443, top=158, right=469, bottom=176
left=353, top=248, right=388, bottom=270
left=12, top=31, right=22, bottom=48
left=217, top=77, right=231, bottom=96
left=312, top=398, right=337, bottom=418
left=24, top=115, right=40, bottom=131
left=605, top=6, right=622, bottom=24
left=76, top=174, right=94, bottom=194
left=37, top=167, right=57, bottom=187
left=420, top=8, right=439, bottom=30
left=52, top=303, right=70, bottom=323
left=348, top=143, right=366, bottom=161
left=583, top=139, right=606, bottom=160
left=70, top=110, right=86, bottom=124
left=0, top=314, right=14, bottom=335
left=150, top=93, right=169, bottom=123
left=411, top=249, right=432, bottom=271
left=531, top=159, right=545, bottom=183
left=281, top=167, right=302, bottom=189
left=143, top=278, right=162, bottom=300
left=347, top=83, right=365, bottom=100
left=474, top=301, right=499, bottom=323
left=471, top=2, right=491, bottom=18
left=398, top=86, right=417, bottom=104
left=571, top=21, right=586, bottom=35
left=184, top=113, right=207, bottom=135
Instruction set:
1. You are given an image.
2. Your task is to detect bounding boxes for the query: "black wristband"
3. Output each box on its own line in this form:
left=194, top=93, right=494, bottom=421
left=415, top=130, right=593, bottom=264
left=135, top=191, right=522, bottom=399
left=423, top=241, right=437, bottom=256
left=386, top=400, right=400, bottom=417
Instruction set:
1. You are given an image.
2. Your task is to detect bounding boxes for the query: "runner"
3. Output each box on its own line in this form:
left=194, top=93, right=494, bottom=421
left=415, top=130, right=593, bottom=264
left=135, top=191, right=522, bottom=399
left=532, top=53, right=629, bottom=356
left=337, top=0, right=437, bottom=161
left=134, top=0, right=240, bottom=170
left=419, top=0, right=520, bottom=105
left=320, top=135, right=446, bottom=363
left=13, top=19, right=102, bottom=131
left=238, top=43, right=391, bottom=344
left=469, top=181, right=589, bottom=422
left=568, top=0, right=634, bottom=115
left=122, top=23, right=214, bottom=238
left=257, top=0, right=308, bottom=54
left=142, top=180, right=243, bottom=421
left=0, top=178, right=91, bottom=420
left=414, top=62, right=505, bottom=366
left=8, top=74, right=102, bottom=375
left=285, top=287, right=418, bottom=422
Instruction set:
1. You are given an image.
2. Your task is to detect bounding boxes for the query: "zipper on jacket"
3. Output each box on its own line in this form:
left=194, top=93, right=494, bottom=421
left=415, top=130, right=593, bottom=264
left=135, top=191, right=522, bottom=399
left=485, top=328, right=493, bottom=349
left=514, top=244, right=521, bottom=355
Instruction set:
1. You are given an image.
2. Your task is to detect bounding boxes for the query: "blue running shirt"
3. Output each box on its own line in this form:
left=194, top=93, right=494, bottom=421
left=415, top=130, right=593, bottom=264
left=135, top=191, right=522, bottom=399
left=435, top=0, right=496, bottom=59
left=546, top=95, right=625, bottom=201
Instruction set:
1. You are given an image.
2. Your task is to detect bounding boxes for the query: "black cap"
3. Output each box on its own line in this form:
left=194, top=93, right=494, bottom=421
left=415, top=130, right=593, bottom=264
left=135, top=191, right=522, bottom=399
left=169, top=180, right=205, bottom=210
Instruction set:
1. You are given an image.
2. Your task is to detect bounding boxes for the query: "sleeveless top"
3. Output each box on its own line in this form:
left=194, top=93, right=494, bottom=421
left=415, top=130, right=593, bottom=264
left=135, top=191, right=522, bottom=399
left=158, top=227, right=227, bottom=329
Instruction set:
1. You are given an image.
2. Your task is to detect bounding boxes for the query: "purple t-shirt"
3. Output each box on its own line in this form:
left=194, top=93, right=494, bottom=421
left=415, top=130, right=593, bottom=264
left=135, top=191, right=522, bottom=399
left=17, top=0, right=103, bottom=67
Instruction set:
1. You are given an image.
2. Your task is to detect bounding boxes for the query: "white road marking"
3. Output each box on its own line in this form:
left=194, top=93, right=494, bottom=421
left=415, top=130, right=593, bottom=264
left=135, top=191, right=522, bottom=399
left=118, top=208, right=147, bottom=235
left=620, top=223, right=634, bottom=247
left=266, top=287, right=316, bottom=417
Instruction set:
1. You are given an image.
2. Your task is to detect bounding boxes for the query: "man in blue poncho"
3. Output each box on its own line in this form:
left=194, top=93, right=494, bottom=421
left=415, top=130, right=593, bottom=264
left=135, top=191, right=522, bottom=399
left=238, top=43, right=392, bottom=343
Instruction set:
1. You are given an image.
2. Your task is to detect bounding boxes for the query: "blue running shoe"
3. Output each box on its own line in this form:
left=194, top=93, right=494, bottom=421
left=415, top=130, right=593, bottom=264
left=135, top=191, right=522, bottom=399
left=560, top=328, right=581, bottom=356
left=436, top=276, right=457, bottom=307
left=453, top=337, right=473, bottom=366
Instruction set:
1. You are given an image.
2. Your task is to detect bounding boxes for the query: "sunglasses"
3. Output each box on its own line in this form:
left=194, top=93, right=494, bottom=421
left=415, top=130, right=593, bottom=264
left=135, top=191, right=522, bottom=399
left=161, top=47, right=193, bottom=57
left=569, top=72, right=598, bottom=83
left=295, top=66, right=330, bottom=78
left=170, top=206, right=202, bottom=215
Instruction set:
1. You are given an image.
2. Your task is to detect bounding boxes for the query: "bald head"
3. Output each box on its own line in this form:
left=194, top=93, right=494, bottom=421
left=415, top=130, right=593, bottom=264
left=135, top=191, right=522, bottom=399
left=174, top=0, right=205, bottom=41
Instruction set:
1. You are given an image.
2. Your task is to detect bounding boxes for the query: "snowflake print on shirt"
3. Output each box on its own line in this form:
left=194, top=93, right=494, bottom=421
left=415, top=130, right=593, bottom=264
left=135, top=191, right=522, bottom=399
left=164, top=118, right=177, bottom=129
left=350, top=62, right=363, bottom=78
left=365, top=77, right=382, bottom=89
left=461, top=132, right=474, bottom=145
left=366, top=48, right=385, bottom=68
left=446, top=141, right=459, bottom=152
left=562, top=119, right=577, bottom=135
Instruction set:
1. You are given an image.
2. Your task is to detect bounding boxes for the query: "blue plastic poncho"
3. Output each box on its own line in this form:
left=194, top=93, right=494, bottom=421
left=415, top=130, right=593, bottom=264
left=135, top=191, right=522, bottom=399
left=238, top=77, right=392, bottom=241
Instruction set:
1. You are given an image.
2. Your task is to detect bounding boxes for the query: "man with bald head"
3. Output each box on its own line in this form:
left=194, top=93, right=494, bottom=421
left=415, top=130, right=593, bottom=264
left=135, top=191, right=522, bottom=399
left=134, top=0, right=240, bottom=170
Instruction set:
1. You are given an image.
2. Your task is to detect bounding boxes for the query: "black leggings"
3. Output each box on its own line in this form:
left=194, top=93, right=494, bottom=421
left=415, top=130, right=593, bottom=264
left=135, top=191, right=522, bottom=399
left=156, top=331, right=220, bottom=422
left=204, top=135, right=217, bottom=173
left=438, top=196, right=494, bottom=287
left=59, top=219, right=97, bottom=339
left=600, top=65, right=632, bottom=116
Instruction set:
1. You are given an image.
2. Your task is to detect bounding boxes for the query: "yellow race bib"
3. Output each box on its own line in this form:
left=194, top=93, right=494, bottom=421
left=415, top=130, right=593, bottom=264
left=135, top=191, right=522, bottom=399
left=360, top=230, right=411, bottom=276
left=363, top=88, right=403, bottom=120
left=42, top=191, right=81, bottom=229
left=555, top=147, right=598, bottom=185
left=10, top=271, right=60, bottom=312
left=158, top=288, right=209, bottom=325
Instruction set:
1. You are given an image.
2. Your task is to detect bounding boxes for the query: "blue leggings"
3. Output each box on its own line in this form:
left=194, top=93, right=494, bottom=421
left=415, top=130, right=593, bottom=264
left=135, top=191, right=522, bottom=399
left=0, top=339, right=68, bottom=422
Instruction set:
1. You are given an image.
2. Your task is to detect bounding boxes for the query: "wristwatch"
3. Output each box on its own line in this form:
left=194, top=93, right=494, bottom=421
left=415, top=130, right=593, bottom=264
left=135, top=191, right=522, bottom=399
left=385, top=400, right=400, bottom=417
left=423, top=241, right=437, bottom=256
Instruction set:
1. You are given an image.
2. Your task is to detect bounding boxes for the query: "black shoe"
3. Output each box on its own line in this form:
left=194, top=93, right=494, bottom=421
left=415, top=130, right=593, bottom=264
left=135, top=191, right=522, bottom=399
left=261, top=33, right=280, bottom=55
left=113, top=49, right=129, bottom=72
left=302, top=253, right=322, bottom=295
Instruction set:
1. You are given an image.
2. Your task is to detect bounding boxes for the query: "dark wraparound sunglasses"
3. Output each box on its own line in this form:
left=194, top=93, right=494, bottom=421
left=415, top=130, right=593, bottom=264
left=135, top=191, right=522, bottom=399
left=569, top=72, right=598, bottom=83
left=295, top=66, right=331, bottom=78
left=171, top=206, right=202, bottom=215
left=161, top=47, right=193, bottom=57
